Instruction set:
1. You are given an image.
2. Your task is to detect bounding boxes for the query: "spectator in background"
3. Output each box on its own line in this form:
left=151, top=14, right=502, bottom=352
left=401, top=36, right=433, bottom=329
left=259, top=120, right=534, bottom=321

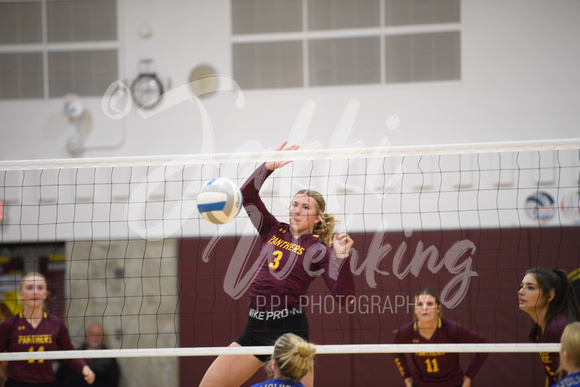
left=56, top=322, right=120, bottom=387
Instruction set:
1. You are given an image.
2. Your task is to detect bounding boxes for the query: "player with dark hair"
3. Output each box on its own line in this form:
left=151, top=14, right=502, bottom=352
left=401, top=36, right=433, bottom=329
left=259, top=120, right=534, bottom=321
left=250, top=333, right=316, bottom=387
left=393, top=289, right=489, bottom=387
left=0, top=272, right=95, bottom=386
left=518, top=268, right=580, bottom=386
left=199, top=142, right=355, bottom=387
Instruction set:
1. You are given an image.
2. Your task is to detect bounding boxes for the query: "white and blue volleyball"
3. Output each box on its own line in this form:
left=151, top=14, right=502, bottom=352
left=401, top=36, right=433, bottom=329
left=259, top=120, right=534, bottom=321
left=197, top=177, right=243, bottom=224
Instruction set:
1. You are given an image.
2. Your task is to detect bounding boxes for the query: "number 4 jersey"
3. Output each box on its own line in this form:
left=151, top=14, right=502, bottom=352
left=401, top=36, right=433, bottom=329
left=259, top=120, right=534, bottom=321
left=393, top=318, right=489, bottom=387
left=0, top=313, right=86, bottom=384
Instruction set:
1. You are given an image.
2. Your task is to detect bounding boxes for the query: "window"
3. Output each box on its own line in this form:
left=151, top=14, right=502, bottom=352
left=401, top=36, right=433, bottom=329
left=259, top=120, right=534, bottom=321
left=232, top=0, right=461, bottom=89
left=308, top=0, right=380, bottom=31
left=232, top=0, right=302, bottom=34
left=0, top=2, right=43, bottom=44
left=385, top=31, right=460, bottom=83
left=0, top=53, right=44, bottom=99
left=233, top=41, right=303, bottom=89
left=309, top=37, right=381, bottom=87
left=384, top=0, right=460, bottom=26
left=0, top=0, right=118, bottom=100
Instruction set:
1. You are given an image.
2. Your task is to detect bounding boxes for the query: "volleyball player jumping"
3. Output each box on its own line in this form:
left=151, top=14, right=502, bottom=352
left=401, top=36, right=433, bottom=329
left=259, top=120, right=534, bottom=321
left=199, top=142, right=355, bottom=387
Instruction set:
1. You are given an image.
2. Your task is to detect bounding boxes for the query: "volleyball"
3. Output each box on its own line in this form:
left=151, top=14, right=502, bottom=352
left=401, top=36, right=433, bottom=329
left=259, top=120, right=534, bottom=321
left=197, top=177, right=243, bottom=224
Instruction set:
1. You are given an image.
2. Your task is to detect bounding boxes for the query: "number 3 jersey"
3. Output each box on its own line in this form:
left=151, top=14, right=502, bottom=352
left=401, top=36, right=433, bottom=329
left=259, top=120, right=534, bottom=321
left=393, top=317, right=489, bottom=387
left=240, top=163, right=355, bottom=312
left=0, top=313, right=86, bottom=384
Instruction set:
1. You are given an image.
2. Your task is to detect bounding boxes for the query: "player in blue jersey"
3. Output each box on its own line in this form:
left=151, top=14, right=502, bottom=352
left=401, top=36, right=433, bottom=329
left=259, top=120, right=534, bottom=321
left=393, top=289, right=488, bottom=387
left=199, top=143, right=355, bottom=387
left=250, top=333, right=315, bottom=387
left=0, top=272, right=95, bottom=386
left=553, top=322, right=580, bottom=387
left=554, top=322, right=580, bottom=387
left=519, top=268, right=580, bottom=386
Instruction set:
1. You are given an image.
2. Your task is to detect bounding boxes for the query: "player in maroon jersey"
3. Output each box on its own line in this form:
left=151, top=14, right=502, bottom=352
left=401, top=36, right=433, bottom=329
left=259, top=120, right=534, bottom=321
left=518, top=268, right=580, bottom=386
left=200, top=142, right=355, bottom=387
left=393, top=290, right=488, bottom=387
left=0, top=272, right=95, bottom=386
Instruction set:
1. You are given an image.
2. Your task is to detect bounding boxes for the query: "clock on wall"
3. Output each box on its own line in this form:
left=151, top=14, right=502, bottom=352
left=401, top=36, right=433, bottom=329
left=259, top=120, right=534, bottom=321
left=130, top=59, right=164, bottom=110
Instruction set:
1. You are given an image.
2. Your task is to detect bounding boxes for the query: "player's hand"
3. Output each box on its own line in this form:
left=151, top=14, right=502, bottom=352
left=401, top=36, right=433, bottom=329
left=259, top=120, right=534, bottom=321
left=404, top=377, right=413, bottom=387
left=333, top=230, right=353, bottom=259
left=265, top=142, right=300, bottom=170
left=82, top=365, right=96, bottom=384
left=462, top=376, right=472, bottom=387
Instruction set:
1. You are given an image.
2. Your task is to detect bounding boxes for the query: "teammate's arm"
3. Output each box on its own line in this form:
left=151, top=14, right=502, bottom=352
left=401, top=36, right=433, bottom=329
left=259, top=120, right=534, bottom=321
left=82, top=365, right=96, bottom=384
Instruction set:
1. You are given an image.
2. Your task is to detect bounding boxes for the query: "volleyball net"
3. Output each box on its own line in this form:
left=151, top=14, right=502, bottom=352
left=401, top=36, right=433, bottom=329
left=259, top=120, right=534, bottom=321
left=0, top=140, right=579, bottom=384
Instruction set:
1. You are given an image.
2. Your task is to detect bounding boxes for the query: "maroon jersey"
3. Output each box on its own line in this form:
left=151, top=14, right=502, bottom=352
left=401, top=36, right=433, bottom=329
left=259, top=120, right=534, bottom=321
left=240, top=163, right=355, bottom=311
left=393, top=318, right=489, bottom=387
left=534, top=313, right=568, bottom=386
left=0, top=313, right=86, bottom=384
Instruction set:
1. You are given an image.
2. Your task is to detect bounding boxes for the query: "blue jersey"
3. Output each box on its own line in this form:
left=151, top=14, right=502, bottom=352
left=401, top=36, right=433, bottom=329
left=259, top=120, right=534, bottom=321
left=251, top=378, right=304, bottom=387
left=554, top=371, right=580, bottom=387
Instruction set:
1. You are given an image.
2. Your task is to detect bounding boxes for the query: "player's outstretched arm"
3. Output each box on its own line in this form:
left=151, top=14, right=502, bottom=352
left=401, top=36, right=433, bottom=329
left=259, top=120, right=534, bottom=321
left=265, top=142, right=300, bottom=171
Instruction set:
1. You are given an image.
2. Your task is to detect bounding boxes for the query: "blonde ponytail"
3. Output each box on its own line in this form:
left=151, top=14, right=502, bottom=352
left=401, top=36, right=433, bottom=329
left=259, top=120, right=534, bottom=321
left=558, top=322, right=580, bottom=377
left=271, top=333, right=316, bottom=381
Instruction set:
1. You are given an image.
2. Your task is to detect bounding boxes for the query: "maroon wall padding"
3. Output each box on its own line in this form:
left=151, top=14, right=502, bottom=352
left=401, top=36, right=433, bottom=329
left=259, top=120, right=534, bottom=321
left=178, top=227, right=580, bottom=387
